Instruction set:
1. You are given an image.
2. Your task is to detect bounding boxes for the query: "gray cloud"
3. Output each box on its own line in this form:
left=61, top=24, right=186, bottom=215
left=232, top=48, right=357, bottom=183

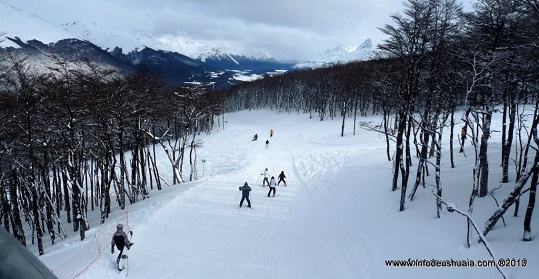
left=3, top=0, right=476, bottom=60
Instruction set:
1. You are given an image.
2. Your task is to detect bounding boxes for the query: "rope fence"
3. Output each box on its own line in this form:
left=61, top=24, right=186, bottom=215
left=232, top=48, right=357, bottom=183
left=51, top=212, right=129, bottom=279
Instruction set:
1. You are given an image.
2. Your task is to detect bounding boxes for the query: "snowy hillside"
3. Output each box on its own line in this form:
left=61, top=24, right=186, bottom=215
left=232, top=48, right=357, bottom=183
left=0, top=3, right=160, bottom=52
left=294, top=39, right=376, bottom=69
left=60, top=20, right=170, bottom=53
left=0, top=2, right=72, bottom=48
left=27, top=110, right=538, bottom=279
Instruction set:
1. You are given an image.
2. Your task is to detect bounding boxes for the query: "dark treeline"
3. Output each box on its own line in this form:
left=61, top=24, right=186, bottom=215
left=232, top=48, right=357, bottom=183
left=226, top=0, right=539, bottom=243
left=0, top=54, right=224, bottom=254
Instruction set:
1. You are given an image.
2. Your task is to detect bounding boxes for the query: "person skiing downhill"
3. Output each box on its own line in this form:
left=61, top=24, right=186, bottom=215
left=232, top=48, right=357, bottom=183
left=111, top=223, right=133, bottom=264
left=278, top=171, right=287, bottom=186
left=262, top=168, right=270, bottom=186
left=265, top=139, right=269, bottom=149
left=267, top=176, right=276, bottom=197
left=252, top=134, right=258, bottom=141
left=239, top=182, right=252, bottom=207
left=269, top=129, right=275, bottom=137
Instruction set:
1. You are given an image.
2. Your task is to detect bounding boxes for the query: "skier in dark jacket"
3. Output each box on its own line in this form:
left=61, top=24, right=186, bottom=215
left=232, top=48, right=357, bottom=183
left=239, top=182, right=252, bottom=207
left=278, top=171, right=287, bottom=186
left=111, top=223, right=133, bottom=264
left=252, top=134, right=258, bottom=141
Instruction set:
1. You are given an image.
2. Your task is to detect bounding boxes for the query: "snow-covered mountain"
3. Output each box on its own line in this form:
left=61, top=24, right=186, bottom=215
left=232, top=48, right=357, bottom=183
left=60, top=20, right=170, bottom=54
left=194, top=46, right=287, bottom=70
left=294, top=39, right=376, bottom=69
left=0, top=2, right=72, bottom=47
left=1, top=36, right=135, bottom=75
left=0, top=2, right=286, bottom=69
left=197, top=46, right=271, bottom=62
left=0, top=3, right=160, bottom=53
left=0, top=2, right=295, bottom=88
left=60, top=20, right=283, bottom=70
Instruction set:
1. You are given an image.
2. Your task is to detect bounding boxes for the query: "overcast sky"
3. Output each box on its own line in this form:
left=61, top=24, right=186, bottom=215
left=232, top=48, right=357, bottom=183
left=3, top=0, right=477, bottom=61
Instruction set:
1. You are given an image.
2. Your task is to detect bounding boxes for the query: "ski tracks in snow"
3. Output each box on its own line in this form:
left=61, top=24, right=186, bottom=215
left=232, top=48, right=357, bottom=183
left=78, top=111, right=382, bottom=279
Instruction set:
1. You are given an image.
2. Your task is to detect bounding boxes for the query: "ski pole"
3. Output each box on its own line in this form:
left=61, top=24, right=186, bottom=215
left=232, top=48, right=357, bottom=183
left=235, top=189, right=240, bottom=201
left=255, top=174, right=262, bottom=183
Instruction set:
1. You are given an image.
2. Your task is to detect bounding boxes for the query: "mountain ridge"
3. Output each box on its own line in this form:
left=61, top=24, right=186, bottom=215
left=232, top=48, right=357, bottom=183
left=0, top=2, right=375, bottom=87
left=0, top=2, right=288, bottom=70
left=293, top=38, right=376, bottom=69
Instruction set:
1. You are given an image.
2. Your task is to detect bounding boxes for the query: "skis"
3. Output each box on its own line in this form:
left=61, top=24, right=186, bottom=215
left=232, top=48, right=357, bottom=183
left=118, top=253, right=128, bottom=272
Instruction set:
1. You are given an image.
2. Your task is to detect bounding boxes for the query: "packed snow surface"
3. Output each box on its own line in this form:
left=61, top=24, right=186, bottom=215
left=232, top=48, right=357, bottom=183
left=33, top=110, right=537, bottom=279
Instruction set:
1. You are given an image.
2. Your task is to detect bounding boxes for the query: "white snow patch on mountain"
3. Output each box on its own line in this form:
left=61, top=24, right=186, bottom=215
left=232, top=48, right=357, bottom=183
left=60, top=20, right=170, bottom=53
left=294, top=38, right=376, bottom=69
left=231, top=70, right=263, bottom=81
left=0, top=2, right=72, bottom=48
left=192, top=44, right=273, bottom=62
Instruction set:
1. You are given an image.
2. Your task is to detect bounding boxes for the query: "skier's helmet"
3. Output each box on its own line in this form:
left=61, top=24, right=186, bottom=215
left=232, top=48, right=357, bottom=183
left=117, top=223, right=123, bottom=230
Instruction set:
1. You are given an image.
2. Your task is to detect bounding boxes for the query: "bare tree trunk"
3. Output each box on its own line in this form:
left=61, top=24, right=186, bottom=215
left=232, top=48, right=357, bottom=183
left=483, top=153, right=537, bottom=238
left=523, top=160, right=538, bottom=241
left=502, top=101, right=516, bottom=183
left=41, top=152, right=55, bottom=245
left=353, top=98, right=358, bottom=136
left=62, top=170, right=71, bottom=224
left=410, top=108, right=430, bottom=201
left=514, top=107, right=529, bottom=217
left=393, top=112, right=406, bottom=192
left=0, top=169, right=12, bottom=231
left=118, top=121, right=126, bottom=209
left=31, top=183, right=44, bottom=255
left=399, top=115, right=412, bottom=211
left=384, top=110, right=392, bottom=162
left=434, top=116, right=444, bottom=218
left=479, top=109, right=492, bottom=197
left=189, top=120, right=199, bottom=181
left=449, top=109, right=455, bottom=168
left=483, top=104, right=539, bottom=237
left=341, top=102, right=346, bottom=137
left=10, top=168, right=25, bottom=244
left=146, top=130, right=184, bottom=184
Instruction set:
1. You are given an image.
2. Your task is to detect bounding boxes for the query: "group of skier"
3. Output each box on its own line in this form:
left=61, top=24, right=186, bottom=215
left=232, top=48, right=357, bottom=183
left=239, top=168, right=287, bottom=207
left=108, top=128, right=283, bottom=268
left=262, top=168, right=287, bottom=186
left=240, top=128, right=287, bottom=207
left=252, top=129, right=275, bottom=148
left=263, top=168, right=287, bottom=196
